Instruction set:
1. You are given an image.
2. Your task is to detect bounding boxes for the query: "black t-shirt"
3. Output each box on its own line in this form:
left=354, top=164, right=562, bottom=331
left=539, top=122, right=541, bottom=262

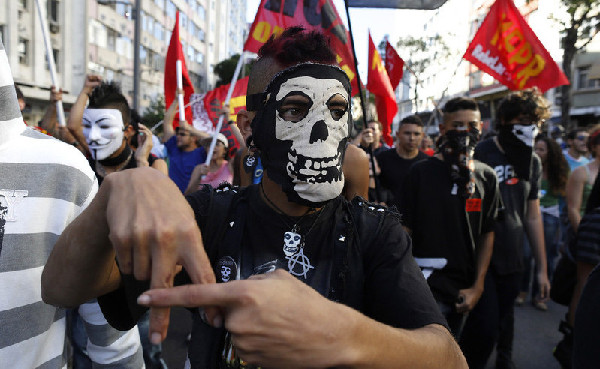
left=401, top=157, right=500, bottom=304
left=573, top=264, right=600, bottom=369
left=97, top=185, right=446, bottom=368
left=376, top=148, right=428, bottom=209
left=474, top=138, right=541, bottom=275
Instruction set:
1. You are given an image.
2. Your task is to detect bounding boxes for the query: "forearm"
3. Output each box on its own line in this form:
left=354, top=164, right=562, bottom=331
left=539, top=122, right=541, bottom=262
left=472, top=232, right=494, bottom=289
left=339, top=306, right=466, bottom=369
left=39, top=103, right=58, bottom=135
left=41, top=182, right=120, bottom=307
left=525, top=213, right=547, bottom=275
left=68, top=91, right=91, bottom=153
left=229, top=122, right=246, bottom=150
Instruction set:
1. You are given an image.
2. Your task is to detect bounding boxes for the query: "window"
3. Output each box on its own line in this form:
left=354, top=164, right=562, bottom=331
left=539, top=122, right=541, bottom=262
left=19, top=0, right=27, bottom=9
left=48, top=0, right=59, bottom=23
left=180, top=12, right=187, bottom=28
left=18, top=38, right=29, bottom=65
left=147, top=16, right=154, bottom=34
left=154, top=24, right=164, bottom=41
left=45, top=49, right=59, bottom=72
left=155, top=0, right=164, bottom=8
left=107, top=28, right=118, bottom=51
left=577, top=67, right=599, bottom=89
left=197, top=4, right=205, bottom=20
left=197, top=29, right=205, bottom=42
left=166, top=0, right=176, bottom=19
left=116, top=36, right=132, bottom=57
left=89, top=20, right=108, bottom=48
left=140, top=45, right=147, bottom=65
left=187, top=45, right=194, bottom=60
left=116, top=3, right=131, bottom=18
left=196, top=50, right=203, bottom=64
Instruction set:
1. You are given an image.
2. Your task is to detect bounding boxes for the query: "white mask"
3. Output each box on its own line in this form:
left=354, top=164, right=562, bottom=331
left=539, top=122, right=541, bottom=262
left=512, top=124, right=539, bottom=147
left=274, top=75, right=349, bottom=204
left=82, top=109, right=125, bottom=160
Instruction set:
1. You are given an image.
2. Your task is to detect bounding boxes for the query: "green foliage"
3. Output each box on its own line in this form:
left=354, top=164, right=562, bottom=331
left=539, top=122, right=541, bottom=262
left=213, top=54, right=253, bottom=87
left=142, top=95, right=166, bottom=135
left=556, top=0, right=600, bottom=126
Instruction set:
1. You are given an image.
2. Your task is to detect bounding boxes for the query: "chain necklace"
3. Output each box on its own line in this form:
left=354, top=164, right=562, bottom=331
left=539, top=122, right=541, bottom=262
left=259, top=183, right=325, bottom=278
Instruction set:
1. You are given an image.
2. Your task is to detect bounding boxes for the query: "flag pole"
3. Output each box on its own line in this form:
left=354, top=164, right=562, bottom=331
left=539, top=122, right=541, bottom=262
left=344, top=0, right=368, bottom=130
left=34, top=0, right=66, bottom=127
left=344, top=2, right=382, bottom=202
left=204, top=52, right=246, bottom=164
left=176, top=60, right=186, bottom=121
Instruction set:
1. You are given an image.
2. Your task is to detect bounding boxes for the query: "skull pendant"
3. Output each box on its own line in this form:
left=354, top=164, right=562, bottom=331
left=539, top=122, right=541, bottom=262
left=283, top=231, right=302, bottom=257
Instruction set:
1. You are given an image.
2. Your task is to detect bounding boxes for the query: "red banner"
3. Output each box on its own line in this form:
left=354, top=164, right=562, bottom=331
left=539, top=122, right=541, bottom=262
left=463, top=0, right=568, bottom=93
left=367, top=33, right=397, bottom=146
left=191, top=77, right=249, bottom=157
left=244, top=0, right=359, bottom=95
left=384, top=40, right=404, bottom=91
left=164, top=11, right=195, bottom=126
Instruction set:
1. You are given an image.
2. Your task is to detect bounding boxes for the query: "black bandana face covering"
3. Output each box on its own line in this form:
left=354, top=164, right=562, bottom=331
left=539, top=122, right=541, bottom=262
left=438, top=129, right=479, bottom=198
left=497, top=124, right=535, bottom=180
left=251, top=63, right=352, bottom=207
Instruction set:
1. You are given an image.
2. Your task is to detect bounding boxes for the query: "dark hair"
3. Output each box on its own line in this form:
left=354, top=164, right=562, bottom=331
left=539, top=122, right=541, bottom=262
left=443, top=97, right=479, bottom=113
left=587, top=126, right=600, bottom=155
left=257, top=26, right=336, bottom=68
left=535, top=136, right=568, bottom=196
left=14, top=84, right=24, bottom=101
left=248, top=27, right=337, bottom=95
left=399, top=115, right=423, bottom=127
left=367, top=120, right=383, bottom=132
left=567, top=127, right=588, bottom=141
left=88, top=81, right=131, bottom=124
left=496, top=88, right=550, bottom=127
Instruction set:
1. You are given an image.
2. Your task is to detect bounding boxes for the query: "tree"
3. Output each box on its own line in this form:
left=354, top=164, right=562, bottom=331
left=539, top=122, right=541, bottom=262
left=142, top=95, right=166, bottom=136
left=558, top=0, right=600, bottom=128
left=395, top=34, right=451, bottom=112
left=213, top=54, right=253, bottom=87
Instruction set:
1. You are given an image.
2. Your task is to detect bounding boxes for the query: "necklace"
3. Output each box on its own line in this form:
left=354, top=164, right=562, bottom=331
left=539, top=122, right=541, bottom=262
left=95, top=149, right=133, bottom=178
left=259, top=183, right=324, bottom=278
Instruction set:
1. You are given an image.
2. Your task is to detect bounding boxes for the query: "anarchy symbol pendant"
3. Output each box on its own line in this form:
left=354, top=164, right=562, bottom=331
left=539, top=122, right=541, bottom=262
left=286, top=248, right=314, bottom=279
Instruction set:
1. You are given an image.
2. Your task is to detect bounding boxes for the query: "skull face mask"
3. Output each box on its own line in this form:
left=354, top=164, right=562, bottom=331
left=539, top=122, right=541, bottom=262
left=252, top=63, right=351, bottom=207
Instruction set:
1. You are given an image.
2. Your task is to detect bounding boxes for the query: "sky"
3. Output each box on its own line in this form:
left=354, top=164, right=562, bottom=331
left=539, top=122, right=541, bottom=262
left=245, top=0, right=433, bottom=80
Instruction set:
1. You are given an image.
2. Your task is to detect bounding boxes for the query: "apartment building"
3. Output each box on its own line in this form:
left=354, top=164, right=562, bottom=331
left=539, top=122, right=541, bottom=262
left=0, top=0, right=248, bottom=125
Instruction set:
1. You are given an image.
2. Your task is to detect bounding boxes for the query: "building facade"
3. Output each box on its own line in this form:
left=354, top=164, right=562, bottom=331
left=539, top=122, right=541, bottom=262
left=0, top=0, right=248, bottom=125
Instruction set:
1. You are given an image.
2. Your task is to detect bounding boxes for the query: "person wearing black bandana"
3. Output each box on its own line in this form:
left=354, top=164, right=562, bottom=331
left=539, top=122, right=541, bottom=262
left=42, top=27, right=467, bottom=369
left=459, top=88, right=551, bottom=369
left=401, top=97, right=501, bottom=339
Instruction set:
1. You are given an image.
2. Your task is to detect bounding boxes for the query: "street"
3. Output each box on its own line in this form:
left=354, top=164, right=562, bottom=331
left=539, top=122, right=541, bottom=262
left=161, top=300, right=568, bottom=368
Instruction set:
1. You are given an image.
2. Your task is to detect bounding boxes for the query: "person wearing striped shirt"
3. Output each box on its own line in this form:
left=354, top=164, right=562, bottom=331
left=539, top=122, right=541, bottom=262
left=0, top=38, right=143, bottom=369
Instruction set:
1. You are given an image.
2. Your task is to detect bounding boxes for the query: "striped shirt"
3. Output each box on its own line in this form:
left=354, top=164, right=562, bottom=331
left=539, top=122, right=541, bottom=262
left=0, top=37, right=143, bottom=369
left=576, top=208, right=600, bottom=266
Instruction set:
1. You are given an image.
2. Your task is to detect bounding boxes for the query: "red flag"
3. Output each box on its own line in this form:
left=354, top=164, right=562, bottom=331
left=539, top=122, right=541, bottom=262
left=190, top=77, right=249, bottom=157
left=384, top=40, right=404, bottom=91
left=463, top=0, right=568, bottom=93
left=204, top=76, right=249, bottom=126
left=164, top=11, right=195, bottom=127
left=367, top=33, right=397, bottom=146
left=244, top=0, right=359, bottom=95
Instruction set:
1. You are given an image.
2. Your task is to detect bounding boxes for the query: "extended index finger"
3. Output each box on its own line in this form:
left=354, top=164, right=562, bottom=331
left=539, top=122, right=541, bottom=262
left=139, top=281, right=246, bottom=309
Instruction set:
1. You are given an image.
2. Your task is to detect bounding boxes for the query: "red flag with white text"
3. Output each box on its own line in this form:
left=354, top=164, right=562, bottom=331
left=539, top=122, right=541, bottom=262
left=164, top=11, right=195, bottom=127
left=384, top=40, right=404, bottom=91
left=463, top=0, right=568, bottom=93
left=244, top=0, right=359, bottom=95
left=367, top=33, right=397, bottom=146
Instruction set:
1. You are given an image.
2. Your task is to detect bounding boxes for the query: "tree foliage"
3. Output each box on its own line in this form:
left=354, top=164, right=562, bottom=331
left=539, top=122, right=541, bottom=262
left=213, top=54, right=253, bottom=87
left=557, top=0, right=600, bottom=127
left=142, top=95, right=166, bottom=135
left=395, top=34, right=451, bottom=112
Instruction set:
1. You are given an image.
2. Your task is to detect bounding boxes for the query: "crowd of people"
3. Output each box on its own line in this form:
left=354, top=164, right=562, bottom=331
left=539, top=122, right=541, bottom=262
left=2, top=26, right=599, bottom=369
